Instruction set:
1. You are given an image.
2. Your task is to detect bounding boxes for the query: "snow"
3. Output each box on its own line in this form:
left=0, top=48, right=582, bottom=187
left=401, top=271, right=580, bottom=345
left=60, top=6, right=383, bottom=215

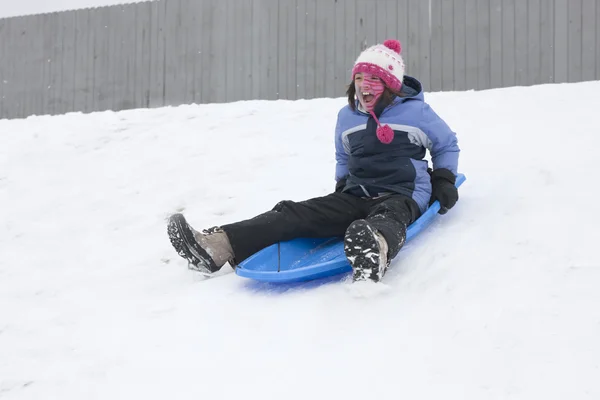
left=1, top=81, right=600, bottom=399
left=0, top=0, right=154, bottom=19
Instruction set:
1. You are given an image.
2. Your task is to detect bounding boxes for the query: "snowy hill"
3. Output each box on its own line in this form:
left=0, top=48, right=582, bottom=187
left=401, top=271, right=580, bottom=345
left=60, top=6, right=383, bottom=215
left=1, top=81, right=599, bottom=399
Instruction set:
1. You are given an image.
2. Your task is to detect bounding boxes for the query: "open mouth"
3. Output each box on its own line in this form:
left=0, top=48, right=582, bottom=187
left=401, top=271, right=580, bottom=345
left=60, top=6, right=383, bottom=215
left=361, top=92, right=375, bottom=105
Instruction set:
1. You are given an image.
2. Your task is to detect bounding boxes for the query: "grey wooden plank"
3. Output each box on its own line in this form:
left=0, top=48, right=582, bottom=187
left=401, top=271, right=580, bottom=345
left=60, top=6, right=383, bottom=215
left=180, top=0, right=194, bottom=105
left=344, top=0, right=357, bottom=85
left=581, top=0, right=596, bottom=81
left=489, top=0, right=502, bottom=88
left=83, top=8, right=96, bottom=113
left=223, top=0, right=235, bottom=103
left=163, top=0, right=179, bottom=106
left=266, top=0, right=279, bottom=100
left=376, top=0, right=387, bottom=43
left=333, top=0, right=347, bottom=95
left=453, top=0, right=466, bottom=90
left=148, top=0, right=165, bottom=108
left=554, top=0, right=569, bottom=83
left=91, top=8, right=102, bottom=111
left=284, top=0, right=297, bottom=100
left=476, top=0, right=491, bottom=90
left=366, top=0, right=377, bottom=46
left=567, top=0, right=583, bottom=82
left=24, top=15, right=36, bottom=117
left=18, top=16, right=29, bottom=117
left=73, top=9, right=87, bottom=113
left=314, top=0, right=326, bottom=99
left=314, top=0, right=331, bottom=98
left=8, top=17, right=23, bottom=118
left=405, top=0, right=420, bottom=80
left=97, top=6, right=110, bottom=112
left=199, top=0, right=212, bottom=103
left=527, top=0, right=542, bottom=86
left=254, top=0, right=268, bottom=100
left=3, top=17, right=15, bottom=118
left=322, top=0, right=336, bottom=98
left=0, top=19, right=7, bottom=118
left=296, top=0, right=307, bottom=99
left=212, top=0, right=228, bottom=103
left=18, top=16, right=29, bottom=116
left=597, top=0, right=600, bottom=80
left=34, top=14, right=47, bottom=116
left=384, top=0, right=399, bottom=42
left=356, top=0, right=376, bottom=50
left=116, top=4, right=132, bottom=110
left=416, top=0, right=430, bottom=91
left=514, top=0, right=528, bottom=86
left=355, top=0, right=368, bottom=54
left=92, top=7, right=108, bottom=111
left=429, top=0, right=443, bottom=91
left=61, top=11, right=77, bottom=114
left=329, top=1, right=350, bottom=93
left=441, top=0, right=455, bottom=90
left=35, top=14, right=47, bottom=115
left=396, top=0, right=409, bottom=80
left=122, top=4, right=137, bottom=110
left=135, top=1, right=152, bottom=108
left=186, top=0, right=203, bottom=104
left=248, top=0, right=259, bottom=100
left=250, top=0, right=268, bottom=99
left=540, top=0, right=555, bottom=83
left=465, top=0, right=478, bottom=90
left=177, top=0, right=190, bottom=105
left=19, top=15, right=34, bottom=117
left=6, top=18, right=19, bottom=117
left=15, top=16, right=26, bottom=117
left=104, top=6, right=117, bottom=112
left=80, top=8, right=97, bottom=113
left=105, top=6, right=117, bottom=111
left=277, top=0, right=290, bottom=99
left=39, top=14, right=50, bottom=115
left=8, top=16, right=20, bottom=118
left=501, top=0, right=516, bottom=87
left=49, top=13, right=62, bottom=115
left=57, top=11, right=70, bottom=115
left=304, top=0, right=317, bottom=99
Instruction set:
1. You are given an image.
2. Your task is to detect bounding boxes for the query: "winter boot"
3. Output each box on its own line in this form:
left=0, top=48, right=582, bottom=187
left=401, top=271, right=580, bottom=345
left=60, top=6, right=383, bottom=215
left=167, top=213, right=234, bottom=275
left=344, top=219, right=390, bottom=282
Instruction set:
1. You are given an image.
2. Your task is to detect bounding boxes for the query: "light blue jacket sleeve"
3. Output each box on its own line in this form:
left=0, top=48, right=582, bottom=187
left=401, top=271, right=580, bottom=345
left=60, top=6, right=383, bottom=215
left=420, top=103, right=460, bottom=175
left=334, top=112, right=349, bottom=181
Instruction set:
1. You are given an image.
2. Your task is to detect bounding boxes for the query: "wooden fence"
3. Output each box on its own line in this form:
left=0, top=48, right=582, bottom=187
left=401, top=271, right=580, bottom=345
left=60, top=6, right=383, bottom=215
left=0, top=0, right=598, bottom=119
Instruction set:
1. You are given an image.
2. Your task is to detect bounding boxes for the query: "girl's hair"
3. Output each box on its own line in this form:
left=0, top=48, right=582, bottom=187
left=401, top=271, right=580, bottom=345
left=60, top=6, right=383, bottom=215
left=346, top=79, right=404, bottom=111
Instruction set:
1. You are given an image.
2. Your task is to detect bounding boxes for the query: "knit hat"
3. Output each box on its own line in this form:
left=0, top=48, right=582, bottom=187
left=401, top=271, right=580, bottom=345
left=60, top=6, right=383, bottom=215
left=351, top=39, right=405, bottom=92
left=351, top=39, right=405, bottom=144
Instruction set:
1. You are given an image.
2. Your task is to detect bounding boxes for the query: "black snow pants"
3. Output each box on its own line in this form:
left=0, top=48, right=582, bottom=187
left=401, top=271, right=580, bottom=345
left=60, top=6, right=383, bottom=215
left=221, top=192, right=421, bottom=264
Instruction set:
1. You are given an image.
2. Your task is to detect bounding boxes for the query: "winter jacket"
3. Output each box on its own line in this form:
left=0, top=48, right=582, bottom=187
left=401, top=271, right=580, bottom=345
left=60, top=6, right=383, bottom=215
left=334, top=76, right=460, bottom=213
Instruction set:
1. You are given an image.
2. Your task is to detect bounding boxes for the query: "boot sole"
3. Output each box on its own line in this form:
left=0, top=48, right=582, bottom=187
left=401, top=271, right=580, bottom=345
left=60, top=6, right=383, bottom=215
left=167, top=213, right=219, bottom=274
left=344, top=219, right=385, bottom=282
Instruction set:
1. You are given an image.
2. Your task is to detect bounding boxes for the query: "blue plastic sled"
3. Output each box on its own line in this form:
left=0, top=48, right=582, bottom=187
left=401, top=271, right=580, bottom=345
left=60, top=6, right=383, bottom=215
left=235, top=173, right=466, bottom=283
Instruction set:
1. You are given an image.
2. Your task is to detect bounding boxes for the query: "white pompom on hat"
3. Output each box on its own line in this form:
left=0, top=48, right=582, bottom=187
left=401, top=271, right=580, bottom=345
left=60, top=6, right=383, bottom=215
left=351, top=39, right=405, bottom=91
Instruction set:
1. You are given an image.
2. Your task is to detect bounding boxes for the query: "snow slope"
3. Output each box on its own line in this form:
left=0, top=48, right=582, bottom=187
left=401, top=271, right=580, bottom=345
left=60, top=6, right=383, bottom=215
left=1, top=81, right=599, bottom=399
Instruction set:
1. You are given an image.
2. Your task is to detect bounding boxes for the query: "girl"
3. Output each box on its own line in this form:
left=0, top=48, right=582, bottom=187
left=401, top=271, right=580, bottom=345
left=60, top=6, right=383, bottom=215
left=167, top=39, right=460, bottom=282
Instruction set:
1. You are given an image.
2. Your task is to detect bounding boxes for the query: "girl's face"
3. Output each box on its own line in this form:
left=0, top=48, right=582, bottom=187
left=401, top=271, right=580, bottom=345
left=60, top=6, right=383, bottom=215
left=354, top=73, right=385, bottom=111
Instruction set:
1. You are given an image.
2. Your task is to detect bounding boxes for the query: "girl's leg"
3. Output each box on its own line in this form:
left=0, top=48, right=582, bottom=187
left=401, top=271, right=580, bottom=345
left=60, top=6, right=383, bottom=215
left=223, top=193, right=366, bottom=263
left=343, top=194, right=420, bottom=282
left=365, top=195, right=421, bottom=259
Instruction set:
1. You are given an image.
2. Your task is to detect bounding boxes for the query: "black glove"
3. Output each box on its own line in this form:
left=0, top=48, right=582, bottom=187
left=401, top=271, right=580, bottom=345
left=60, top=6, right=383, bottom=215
left=335, top=177, right=347, bottom=193
left=429, top=168, right=458, bottom=215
